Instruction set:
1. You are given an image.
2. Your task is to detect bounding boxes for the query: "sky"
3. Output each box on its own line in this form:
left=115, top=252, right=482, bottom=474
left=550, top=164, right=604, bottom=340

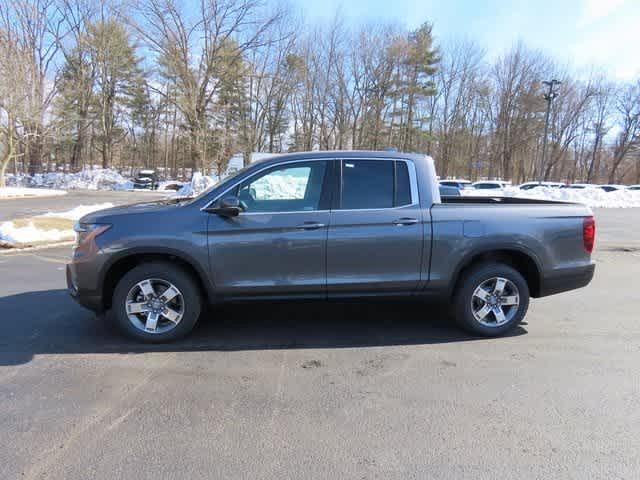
left=288, top=0, right=640, bottom=81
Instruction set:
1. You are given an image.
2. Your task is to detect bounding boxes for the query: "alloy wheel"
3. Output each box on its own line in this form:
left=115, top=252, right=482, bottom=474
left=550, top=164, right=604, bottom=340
left=470, top=276, right=520, bottom=327
left=125, top=278, right=185, bottom=334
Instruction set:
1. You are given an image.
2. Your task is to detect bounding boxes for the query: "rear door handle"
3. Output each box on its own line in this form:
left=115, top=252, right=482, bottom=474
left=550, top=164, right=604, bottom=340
left=296, top=221, right=326, bottom=230
left=393, top=217, right=419, bottom=226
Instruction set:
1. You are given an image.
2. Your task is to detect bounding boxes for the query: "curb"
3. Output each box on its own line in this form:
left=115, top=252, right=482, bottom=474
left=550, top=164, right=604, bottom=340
left=0, top=241, right=74, bottom=254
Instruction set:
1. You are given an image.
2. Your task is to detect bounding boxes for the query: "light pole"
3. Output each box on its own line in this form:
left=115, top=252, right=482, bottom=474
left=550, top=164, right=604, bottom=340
left=538, top=79, right=561, bottom=181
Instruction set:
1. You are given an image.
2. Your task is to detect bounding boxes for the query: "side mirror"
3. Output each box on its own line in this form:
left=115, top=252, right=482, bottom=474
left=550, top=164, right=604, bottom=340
left=206, top=195, right=244, bottom=217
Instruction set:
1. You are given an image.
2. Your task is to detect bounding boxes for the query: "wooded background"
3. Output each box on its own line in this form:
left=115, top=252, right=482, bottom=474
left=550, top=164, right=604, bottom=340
left=1, top=0, right=639, bottom=185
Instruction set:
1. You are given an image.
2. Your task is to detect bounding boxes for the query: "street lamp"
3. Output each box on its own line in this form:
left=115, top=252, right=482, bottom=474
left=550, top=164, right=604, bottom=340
left=537, top=79, right=561, bottom=181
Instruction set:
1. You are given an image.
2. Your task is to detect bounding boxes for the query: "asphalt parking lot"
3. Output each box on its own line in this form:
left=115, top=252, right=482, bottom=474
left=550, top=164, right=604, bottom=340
left=1, top=206, right=639, bottom=479
left=0, top=190, right=170, bottom=222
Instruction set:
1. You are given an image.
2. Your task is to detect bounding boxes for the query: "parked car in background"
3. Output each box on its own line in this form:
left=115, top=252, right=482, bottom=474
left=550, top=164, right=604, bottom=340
left=133, top=169, right=159, bottom=190
left=519, top=181, right=564, bottom=190
left=158, top=181, right=184, bottom=191
left=472, top=180, right=511, bottom=190
left=438, top=185, right=461, bottom=196
left=439, top=179, right=473, bottom=190
left=599, top=184, right=625, bottom=192
left=628, top=185, right=640, bottom=191
left=562, top=183, right=596, bottom=189
left=68, top=151, right=595, bottom=343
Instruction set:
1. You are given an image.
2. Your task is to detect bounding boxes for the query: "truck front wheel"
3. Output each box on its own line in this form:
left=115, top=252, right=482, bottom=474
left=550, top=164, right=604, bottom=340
left=111, top=262, right=202, bottom=343
left=453, top=262, right=530, bottom=336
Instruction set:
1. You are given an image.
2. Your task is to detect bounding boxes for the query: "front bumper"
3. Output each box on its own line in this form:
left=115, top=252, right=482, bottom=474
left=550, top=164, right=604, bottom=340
left=66, top=264, right=105, bottom=312
left=537, top=263, right=595, bottom=297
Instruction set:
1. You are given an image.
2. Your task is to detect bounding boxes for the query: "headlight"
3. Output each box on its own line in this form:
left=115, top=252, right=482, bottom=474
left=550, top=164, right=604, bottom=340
left=72, top=223, right=111, bottom=257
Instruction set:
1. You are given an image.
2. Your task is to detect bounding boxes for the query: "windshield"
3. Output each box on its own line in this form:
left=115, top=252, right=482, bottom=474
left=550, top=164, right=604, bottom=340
left=185, top=163, right=255, bottom=203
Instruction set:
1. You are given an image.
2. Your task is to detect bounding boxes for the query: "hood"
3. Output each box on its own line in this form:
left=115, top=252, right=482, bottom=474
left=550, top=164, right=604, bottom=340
left=79, top=198, right=189, bottom=224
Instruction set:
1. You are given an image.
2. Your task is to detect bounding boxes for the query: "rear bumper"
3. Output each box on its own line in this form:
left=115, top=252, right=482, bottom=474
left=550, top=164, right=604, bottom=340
left=66, top=264, right=105, bottom=312
left=537, top=263, right=595, bottom=297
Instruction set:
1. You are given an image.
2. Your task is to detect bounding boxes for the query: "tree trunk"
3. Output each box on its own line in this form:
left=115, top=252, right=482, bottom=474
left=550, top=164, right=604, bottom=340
left=586, top=132, right=601, bottom=183
left=101, top=138, right=110, bottom=169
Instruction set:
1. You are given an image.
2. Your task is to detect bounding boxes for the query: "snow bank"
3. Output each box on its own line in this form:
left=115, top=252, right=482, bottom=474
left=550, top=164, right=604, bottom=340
left=174, top=170, right=308, bottom=200
left=0, top=203, right=113, bottom=246
left=176, top=172, right=218, bottom=197
left=252, top=174, right=307, bottom=199
left=0, top=187, right=68, bottom=198
left=0, top=222, right=74, bottom=245
left=462, top=186, right=640, bottom=208
left=40, top=203, right=115, bottom=220
left=32, top=169, right=133, bottom=190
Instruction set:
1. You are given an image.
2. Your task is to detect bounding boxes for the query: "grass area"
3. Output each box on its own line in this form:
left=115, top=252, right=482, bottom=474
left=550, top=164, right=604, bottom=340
left=12, top=216, right=73, bottom=230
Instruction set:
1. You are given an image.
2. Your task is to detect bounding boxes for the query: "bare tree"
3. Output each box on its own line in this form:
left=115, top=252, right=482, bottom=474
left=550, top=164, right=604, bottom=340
left=609, top=81, right=640, bottom=183
left=132, top=0, right=283, bottom=172
left=0, top=32, right=32, bottom=185
left=0, top=0, right=66, bottom=174
left=584, top=75, right=615, bottom=183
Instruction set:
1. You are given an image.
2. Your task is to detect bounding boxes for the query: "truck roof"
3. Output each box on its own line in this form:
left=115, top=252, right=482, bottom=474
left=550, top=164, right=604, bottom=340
left=249, top=150, right=428, bottom=168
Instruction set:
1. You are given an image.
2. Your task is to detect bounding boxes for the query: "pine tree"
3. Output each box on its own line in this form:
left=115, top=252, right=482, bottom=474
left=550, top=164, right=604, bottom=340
left=55, top=42, right=96, bottom=171
left=400, top=23, right=439, bottom=151
left=86, top=19, right=144, bottom=168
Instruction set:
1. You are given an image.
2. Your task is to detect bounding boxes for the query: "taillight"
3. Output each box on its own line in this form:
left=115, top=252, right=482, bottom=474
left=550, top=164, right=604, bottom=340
left=583, top=216, right=595, bottom=253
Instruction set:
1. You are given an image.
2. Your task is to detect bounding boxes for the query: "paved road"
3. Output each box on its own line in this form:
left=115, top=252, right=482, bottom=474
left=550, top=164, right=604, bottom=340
left=1, top=209, right=639, bottom=479
left=0, top=190, right=170, bottom=221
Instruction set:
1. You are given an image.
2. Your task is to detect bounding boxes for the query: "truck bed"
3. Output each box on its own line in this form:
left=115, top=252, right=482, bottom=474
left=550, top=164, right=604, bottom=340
left=440, top=196, right=574, bottom=206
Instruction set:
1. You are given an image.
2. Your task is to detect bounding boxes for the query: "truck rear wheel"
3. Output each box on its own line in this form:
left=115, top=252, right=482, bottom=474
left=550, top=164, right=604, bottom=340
left=112, top=262, right=202, bottom=343
left=453, top=262, right=530, bottom=336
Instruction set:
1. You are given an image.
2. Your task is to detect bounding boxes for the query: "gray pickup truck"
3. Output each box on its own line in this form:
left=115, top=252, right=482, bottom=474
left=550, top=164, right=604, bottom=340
left=67, top=151, right=595, bottom=343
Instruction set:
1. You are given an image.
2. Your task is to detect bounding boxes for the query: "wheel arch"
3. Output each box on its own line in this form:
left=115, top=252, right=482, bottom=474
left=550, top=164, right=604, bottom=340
left=450, top=246, right=542, bottom=299
left=100, top=248, right=214, bottom=310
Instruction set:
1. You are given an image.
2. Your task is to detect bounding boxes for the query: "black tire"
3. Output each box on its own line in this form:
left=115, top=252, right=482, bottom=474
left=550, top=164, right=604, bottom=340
left=453, top=262, right=530, bottom=337
left=111, top=262, right=202, bottom=343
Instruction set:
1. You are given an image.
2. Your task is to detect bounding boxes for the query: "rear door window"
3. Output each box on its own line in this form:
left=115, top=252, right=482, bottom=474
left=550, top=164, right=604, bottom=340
left=339, top=159, right=413, bottom=210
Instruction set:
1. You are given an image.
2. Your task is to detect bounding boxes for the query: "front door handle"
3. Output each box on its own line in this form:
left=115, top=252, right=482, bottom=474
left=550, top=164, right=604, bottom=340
left=296, top=221, right=326, bottom=230
left=393, top=217, right=419, bottom=226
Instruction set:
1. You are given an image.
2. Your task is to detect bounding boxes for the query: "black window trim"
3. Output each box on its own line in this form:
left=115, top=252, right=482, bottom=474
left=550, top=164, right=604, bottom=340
left=205, top=158, right=333, bottom=214
left=202, top=156, right=419, bottom=213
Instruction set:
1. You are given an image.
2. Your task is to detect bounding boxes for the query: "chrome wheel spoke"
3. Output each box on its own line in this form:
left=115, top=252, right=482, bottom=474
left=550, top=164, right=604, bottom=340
left=160, top=285, right=180, bottom=303
left=137, top=280, right=156, bottom=298
left=475, top=304, right=492, bottom=320
left=127, top=302, right=150, bottom=314
left=145, top=312, right=160, bottom=332
left=162, top=307, right=181, bottom=324
left=493, top=278, right=507, bottom=295
left=493, top=306, right=506, bottom=324
left=473, top=287, right=491, bottom=302
left=501, top=295, right=519, bottom=306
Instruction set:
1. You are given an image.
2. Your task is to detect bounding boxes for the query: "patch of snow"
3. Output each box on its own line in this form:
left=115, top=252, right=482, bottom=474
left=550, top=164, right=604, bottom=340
left=41, top=203, right=114, bottom=220
left=0, top=203, right=113, bottom=246
left=174, top=168, right=308, bottom=200
left=29, top=169, right=133, bottom=190
left=176, top=172, right=218, bottom=197
left=0, top=222, right=74, bottom=245
left=6, top=168, right=136, bottom=191
left=0, top=187, right=68, bottom=198
left=251, top=174, right=307, bottom=199
left=462, top=185, right=640, bottom=208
